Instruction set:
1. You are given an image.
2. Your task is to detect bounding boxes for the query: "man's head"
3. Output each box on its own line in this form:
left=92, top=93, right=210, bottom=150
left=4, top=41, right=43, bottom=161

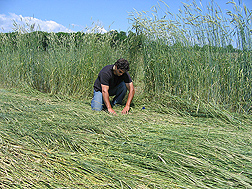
left=114, top=58, right=129, bottom=72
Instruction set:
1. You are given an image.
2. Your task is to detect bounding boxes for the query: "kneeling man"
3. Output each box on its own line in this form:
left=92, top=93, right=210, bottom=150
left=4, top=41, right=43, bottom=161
left=91, top=58, right=135, bottom=115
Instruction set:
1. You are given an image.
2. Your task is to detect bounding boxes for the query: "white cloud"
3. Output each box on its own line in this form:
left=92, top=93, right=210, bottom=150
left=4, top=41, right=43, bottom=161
left=84, top=20, right=107, bottom=34
left=85, top=25, right=107, bottom=34
left=0, top=13, right=73, bottom=33
left=0, top=13, right=108, bottom=34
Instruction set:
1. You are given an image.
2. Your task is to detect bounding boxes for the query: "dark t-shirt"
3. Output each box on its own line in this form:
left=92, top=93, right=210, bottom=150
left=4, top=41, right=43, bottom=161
left=94, top=65, right=132, bottom=92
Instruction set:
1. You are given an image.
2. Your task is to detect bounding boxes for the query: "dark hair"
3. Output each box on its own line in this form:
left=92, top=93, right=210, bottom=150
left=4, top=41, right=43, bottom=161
left=114, top=58, right=129, bottom=71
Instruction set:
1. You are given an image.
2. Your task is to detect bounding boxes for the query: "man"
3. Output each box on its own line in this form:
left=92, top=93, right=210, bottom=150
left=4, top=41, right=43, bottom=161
left=91, top=58, right=135, bottom=115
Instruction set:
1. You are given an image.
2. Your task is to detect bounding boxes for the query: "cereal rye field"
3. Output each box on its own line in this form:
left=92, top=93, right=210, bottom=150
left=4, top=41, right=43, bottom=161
left=0, top=88, right=251, bottom=188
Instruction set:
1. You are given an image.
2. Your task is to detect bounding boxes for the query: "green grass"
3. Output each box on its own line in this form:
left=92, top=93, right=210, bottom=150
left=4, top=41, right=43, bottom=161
left=0, top=87, right=251, bottom=188
left=1, top=0, right=251, bottom=113
left=0, top=1, right=251, bottom=187
left=128, top=0, right=252, bottom=113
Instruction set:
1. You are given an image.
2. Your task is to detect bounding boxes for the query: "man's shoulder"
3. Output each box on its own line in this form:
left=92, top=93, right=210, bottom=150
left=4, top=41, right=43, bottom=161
left=101, top=65, right=113, bottom=72
left=99, top=65, right=113, bottom=77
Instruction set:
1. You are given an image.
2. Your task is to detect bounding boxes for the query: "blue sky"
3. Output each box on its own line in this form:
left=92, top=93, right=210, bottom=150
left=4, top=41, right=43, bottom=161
left=0, top=0, right=251, bottom=33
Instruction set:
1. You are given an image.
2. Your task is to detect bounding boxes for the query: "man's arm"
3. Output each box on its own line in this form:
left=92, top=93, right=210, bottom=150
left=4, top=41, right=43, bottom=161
left=101, top=84, right=117, bottom=115
left=122, top=82, right=135, bottom=114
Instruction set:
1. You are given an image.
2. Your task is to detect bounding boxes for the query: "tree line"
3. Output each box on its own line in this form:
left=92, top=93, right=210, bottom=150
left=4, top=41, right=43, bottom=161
left=0, top=30, right=241, bottom=53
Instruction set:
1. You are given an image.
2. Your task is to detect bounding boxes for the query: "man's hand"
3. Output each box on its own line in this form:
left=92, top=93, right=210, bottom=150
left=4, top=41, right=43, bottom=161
left=122, top=82, right=134, bottom=115
left=108, top=107, right=117, bottom=115
left=101, top=84, right=117, bottom=115
left=121, top=105, right=130, bottom=114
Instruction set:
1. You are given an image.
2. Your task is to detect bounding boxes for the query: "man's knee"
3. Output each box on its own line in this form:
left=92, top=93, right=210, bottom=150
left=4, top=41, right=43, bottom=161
left=91, top=100, right=103, bottom=111
left=91, top=91, right=104, bottom=111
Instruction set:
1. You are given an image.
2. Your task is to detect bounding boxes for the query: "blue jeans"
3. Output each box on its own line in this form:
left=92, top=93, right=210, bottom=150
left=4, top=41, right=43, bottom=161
left=91, top=82, right=127, bottom=111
